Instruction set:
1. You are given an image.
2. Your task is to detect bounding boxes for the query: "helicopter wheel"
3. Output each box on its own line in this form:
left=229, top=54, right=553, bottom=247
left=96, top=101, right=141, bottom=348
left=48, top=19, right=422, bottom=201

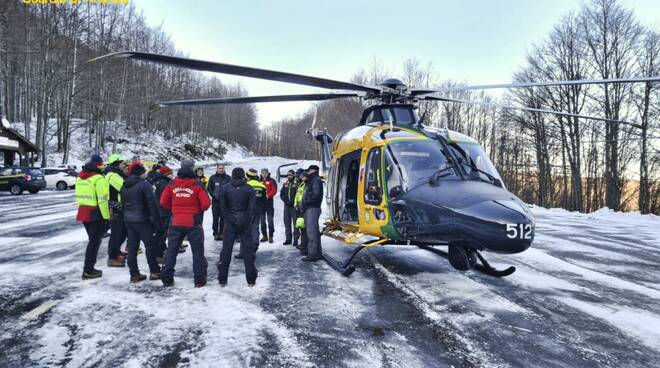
left=448, top=244, right=478, bottom=271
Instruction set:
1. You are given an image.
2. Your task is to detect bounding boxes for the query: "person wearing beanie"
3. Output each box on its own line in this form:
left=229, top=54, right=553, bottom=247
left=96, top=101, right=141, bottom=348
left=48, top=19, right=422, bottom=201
left=75, top=159, right=110, bottom=279
left=90, top=154, right=106, bottom=170
left=147, top=162, right=163, bottom=185
left=238, top=169, right=266, bottom=259
left=160, top=164, right=211, bottom=287
left=208, top=164, right=231, bottom=240
left=301, top=165, right=323, bottom=262
left=120, top=161, right=161, bottom=283
left=152, top=165, right=175, bottom=262
left=259, top=168, right=277, bottom=243
left=181, top=159, right=195, bottom=171
left=217, top=167, right=258, bottom=287
left=280, top=169, right=299, bottom=246
left=104, top=153, right=129, bottom=267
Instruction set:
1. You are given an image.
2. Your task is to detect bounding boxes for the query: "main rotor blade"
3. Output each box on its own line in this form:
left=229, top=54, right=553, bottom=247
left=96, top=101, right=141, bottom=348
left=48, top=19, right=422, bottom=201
left=412, top=76, right=660, bottom=95
left=151, top=93, right=361, bottom=111
left=424, top=96, right=642, bottom=128
left=90, top=51, right=380, bottom=94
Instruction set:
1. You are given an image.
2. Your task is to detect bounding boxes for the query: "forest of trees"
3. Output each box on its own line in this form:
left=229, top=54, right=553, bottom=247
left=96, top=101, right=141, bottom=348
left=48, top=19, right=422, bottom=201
left=0, top=0, right=658, bottom=214
left=257, top=0, right=660, bottom=215
left=0, top=1, right=260, bottom=165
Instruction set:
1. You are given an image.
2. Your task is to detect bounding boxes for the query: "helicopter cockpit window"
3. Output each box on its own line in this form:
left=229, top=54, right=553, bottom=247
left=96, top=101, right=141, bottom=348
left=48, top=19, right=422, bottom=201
left=392, top=107, right=414, bottom=124
left=456, top=143, right=503, bottom=186
left=364, top=147, right=383, bottom=205
left=385, top=150, right=404, bottom=198
left=388, top=140, right=456, bottom=190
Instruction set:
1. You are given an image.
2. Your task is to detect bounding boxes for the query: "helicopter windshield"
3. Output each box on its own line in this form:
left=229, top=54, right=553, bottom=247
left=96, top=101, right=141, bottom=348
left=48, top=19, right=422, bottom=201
left=386, top=140, right=458, bottom=194
left=455, top=143, right=504, bottom=186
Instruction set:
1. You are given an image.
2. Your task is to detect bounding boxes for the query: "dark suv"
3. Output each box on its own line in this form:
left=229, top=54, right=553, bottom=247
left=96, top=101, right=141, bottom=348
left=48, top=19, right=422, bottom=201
left=0, top=166, right=47, bottom=195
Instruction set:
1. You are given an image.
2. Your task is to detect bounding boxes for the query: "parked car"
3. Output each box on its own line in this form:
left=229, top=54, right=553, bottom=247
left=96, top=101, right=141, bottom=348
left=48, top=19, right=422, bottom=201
left=0, top=166, right=47, bottom=195
left=43, top=167, right=78, bottom=190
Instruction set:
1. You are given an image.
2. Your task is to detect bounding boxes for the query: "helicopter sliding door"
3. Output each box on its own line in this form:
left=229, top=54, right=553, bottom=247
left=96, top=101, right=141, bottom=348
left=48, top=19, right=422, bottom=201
left=336, top=150, right=361, bottom=223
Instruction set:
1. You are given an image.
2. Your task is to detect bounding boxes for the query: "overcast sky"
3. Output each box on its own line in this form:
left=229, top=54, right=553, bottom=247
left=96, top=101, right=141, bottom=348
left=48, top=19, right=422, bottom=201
left=133, top=0, right=660, bottom=126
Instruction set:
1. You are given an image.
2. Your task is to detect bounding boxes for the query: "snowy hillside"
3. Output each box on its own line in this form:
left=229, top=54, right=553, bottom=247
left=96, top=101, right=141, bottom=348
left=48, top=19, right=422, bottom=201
left=11, top=119, right=252, bottom=168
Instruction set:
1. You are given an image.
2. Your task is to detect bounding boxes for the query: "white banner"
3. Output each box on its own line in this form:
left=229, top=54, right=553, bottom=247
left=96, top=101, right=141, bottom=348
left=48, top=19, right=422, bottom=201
left=0, top=136, right=20, bottom=148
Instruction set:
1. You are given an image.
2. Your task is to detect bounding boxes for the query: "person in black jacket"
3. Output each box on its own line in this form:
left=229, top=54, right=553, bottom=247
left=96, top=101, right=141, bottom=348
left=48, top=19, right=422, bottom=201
left=301, top=165, right=324, bottom=262
left=209, top=164, right=231, bottom=240
left=280, top=169, right=299, bottom=246
left=217, top=167, right=257, bottom=287
left=120, top=161, right=162, bottom=283
left=146, top=162, right=163, bottom=185
left=153, top=165, right=174, bottom=261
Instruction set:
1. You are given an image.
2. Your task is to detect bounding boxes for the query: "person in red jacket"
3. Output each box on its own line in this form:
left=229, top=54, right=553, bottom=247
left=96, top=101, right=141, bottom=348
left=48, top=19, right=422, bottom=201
left=159, top=165, right=211, bottom=287
left=259, top=168, right=277, bottom=243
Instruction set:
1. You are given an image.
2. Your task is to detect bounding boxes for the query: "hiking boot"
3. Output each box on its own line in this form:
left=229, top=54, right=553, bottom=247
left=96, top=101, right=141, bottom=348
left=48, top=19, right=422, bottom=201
left=260, top=236, right=268, bottom=242
left=301, top=256, right=321, bottom=262
left=107, top=257, right=125, bottom=267
left=234, top=253, right=243, bottom=259
left=130, top=273, right=147, bottom=283
left=214, top=233, right=222, bottom=241
left=195, top=277, right=207, bottom=288
left=268, top=236, right=274, bottom=244
left=149, top=272, right=161, bottom=281
left=82, top=269, right=103, bottom=280
left=162, top=278, right=174, bottom=287
left=283, top=239, right=292, bottom=246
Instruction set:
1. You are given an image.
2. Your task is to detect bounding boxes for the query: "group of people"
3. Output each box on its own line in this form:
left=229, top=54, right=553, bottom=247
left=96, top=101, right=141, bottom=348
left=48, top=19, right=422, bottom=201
left=74, top=153, right=324, bottom=288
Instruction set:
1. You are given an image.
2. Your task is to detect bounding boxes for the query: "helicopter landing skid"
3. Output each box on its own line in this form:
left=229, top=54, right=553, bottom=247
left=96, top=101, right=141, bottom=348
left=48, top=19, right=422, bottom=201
left=417, top=245, right=516, bottom=277
left=321, top=246, right=366, bottom=277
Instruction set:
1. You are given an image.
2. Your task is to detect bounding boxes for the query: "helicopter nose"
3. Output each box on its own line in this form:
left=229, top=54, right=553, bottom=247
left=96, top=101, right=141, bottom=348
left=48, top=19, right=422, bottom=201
left=452, top=199, right=534, bottom=254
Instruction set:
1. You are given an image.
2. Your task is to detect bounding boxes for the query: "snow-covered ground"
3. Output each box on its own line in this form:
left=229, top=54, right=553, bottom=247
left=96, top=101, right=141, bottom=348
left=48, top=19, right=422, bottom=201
left=1, top=156, right=659, bottom=367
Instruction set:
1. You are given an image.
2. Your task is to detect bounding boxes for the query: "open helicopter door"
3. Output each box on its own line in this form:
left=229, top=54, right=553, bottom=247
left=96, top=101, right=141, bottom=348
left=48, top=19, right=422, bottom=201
left=357, top=145, right=396, bottom=239
left=276, top=162, right=298, bottom=182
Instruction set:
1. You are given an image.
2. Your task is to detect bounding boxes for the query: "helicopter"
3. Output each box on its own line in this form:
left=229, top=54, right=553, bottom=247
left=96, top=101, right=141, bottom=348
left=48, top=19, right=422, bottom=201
left=91, top=51, right=660, bottom=277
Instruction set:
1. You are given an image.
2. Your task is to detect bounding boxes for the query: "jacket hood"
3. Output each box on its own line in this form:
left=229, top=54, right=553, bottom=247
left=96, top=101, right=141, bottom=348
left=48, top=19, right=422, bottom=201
left=177, top=167, right=196, bottom=179
left=174, top=177, right=198, bottom=187
left=79, top=162, right=101, bottom=179
left=123, top=175, right=143, bottom=189
left=104, top=163, right=126, bottom=177
left=230, top=178, right=246, bottom=187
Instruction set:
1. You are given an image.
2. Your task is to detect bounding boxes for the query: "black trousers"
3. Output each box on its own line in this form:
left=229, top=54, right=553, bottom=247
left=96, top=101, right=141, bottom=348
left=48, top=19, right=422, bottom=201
left=155, top=216, right=171, bottom=258
left=107, top=215, right=127, bottom=259
left=126, top=222, right=161, bottom=276
left=211, top=201, right=224, bottom=235
left=83, top=221, right=106, bottom=272
left=283, top=205, right=300, bottom=243
left=296, top=209, right=308, bottom=251
left=260, top=200, right=275, bottom=237
left=218, top=222, right=257, bottom=285
left=162, top=226, right=207, bottom=284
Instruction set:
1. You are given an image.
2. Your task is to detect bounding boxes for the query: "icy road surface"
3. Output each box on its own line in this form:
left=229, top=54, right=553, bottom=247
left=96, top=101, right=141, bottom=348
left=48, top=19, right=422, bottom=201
left=1, top=158, right=660, bottom=367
